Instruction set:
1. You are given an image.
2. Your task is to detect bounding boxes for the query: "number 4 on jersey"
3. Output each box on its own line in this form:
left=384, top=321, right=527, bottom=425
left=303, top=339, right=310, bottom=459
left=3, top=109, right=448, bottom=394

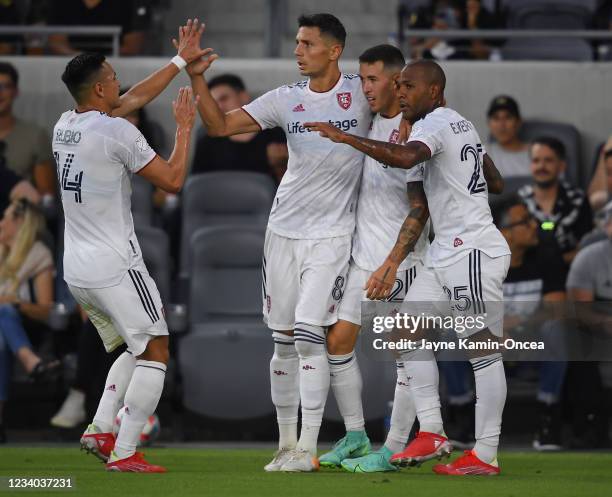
left=462, top=143, right=486, bottom=195
left=54, top=151, right=83, bottom=203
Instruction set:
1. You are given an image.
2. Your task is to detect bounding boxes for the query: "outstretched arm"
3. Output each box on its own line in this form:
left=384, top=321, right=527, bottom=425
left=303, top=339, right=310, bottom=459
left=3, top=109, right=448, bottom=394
left=112, top=19, right=211, bottom=118
left=365, top=182, right=430, bottom=300
left=482, top=153, right=504, bottom=194
left=303, top=121, right=431, bottom=169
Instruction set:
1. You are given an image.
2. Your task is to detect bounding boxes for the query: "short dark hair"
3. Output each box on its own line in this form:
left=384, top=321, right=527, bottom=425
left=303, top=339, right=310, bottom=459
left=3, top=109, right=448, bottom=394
left=61, top=53, right=106, bottom=102
left=298, top=13, right=346, bottom=46
left=208, top=74, right=246, bottom=93
left=491, top=194, right=526, bottom=229
left=530, top=136, right=566, bottom=161
left=0, top=62, right=18, bottom=86
left=359, top=44, right=405, bottom=71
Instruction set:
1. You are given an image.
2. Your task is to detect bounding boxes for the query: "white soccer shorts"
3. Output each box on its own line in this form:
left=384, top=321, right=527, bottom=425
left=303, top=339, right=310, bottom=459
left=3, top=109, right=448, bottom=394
left=402, top=250, right=510, bottom=337
left=338, top=259, right=423, bottom=326
left=68, top=269, right=168, bottom=356
left=262, top=229, right=351, bottom=330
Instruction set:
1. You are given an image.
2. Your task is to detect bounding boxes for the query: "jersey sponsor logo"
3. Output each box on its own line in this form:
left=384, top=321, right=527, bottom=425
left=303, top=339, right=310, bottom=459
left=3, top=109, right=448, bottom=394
left=292, top=103, right=305, bottom=112
left=273, top=370, right=288, bottom=376
left=54, top=128, right=82, bottom=145
left=454, top=237, right=463, bottom=247
left=286, top=119, right=359, bottom=134
left=389, top=129, right=400, bottom=144
left=302, top=364, right=316, bottom=370
left=336, top=92, right=352, bottom=110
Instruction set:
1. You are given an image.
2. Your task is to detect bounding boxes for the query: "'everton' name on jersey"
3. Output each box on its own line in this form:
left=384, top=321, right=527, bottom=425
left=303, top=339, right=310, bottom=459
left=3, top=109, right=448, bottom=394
left=52, top=110, right=156, bottom=288
left=408, top=107, right=510, bottom=268
left=243, top=74, right=371, bottom=239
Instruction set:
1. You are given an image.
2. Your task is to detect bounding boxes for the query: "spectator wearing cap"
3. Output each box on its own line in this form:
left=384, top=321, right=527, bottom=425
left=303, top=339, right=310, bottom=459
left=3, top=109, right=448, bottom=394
left=519, top=137, right=593, bottom=269
left=486, top=95, right=531, bottom=178
left=0, top=63, right=55, bottom=197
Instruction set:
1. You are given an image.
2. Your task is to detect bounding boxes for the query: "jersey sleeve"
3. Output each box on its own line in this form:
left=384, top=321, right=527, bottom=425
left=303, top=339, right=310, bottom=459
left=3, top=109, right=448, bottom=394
left=242, top=88, right=283, bottom=130
left=406, top=163, right=424, bottom=182
left=407, top=116, right=445, bottom=158
left=107, top=119, right=157, bottom=174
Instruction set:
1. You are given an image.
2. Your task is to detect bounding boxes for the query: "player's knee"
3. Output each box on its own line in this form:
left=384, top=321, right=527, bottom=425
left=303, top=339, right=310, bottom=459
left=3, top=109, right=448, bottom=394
left=271, top=331, right=297, bottom=360
left=326, top=331, right=355, bottom=355
left=139, top=336, right=169, bottom=364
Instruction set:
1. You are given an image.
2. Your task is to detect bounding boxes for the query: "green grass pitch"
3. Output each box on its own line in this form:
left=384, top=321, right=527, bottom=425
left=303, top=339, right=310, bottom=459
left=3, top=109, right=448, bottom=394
left=1, top=448, right=611, bottom=497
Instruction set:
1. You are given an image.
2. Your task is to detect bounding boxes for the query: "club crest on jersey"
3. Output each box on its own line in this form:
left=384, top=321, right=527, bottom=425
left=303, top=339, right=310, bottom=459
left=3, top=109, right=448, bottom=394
left=454, top=237, right=464, bottom=247
left=389, top=129, right=400, bottom=144
left=336, top=92, right=352, bottom=110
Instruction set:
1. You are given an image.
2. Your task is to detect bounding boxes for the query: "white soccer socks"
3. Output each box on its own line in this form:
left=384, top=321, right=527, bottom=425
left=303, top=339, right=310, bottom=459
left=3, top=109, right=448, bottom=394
left=470, top=353, right=506, bottom=464
left=328, top=350, right=365, bottom=432
left=401, top=347, right=444, bottom=435
left=113, top=360, right=166, bottom=460
left=384, top=362, right=417, bottom=454
left=270, top=332, right=299, bottom=450
left=294, top=323, right=329, bottom=455
left=92, top=351, right=136, bottom=433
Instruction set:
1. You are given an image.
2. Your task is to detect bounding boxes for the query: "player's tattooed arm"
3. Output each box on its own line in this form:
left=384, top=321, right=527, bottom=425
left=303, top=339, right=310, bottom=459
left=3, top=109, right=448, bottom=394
left=303, top=122, right=431, bottom=169
left=364, top=182, right=429, bottom=300
left=482, top=153, right=504, bottom=194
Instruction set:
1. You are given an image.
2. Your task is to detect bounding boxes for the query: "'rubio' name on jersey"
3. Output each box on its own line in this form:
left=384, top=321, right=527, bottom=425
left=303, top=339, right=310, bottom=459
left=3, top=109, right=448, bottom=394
left=287, top=118, right=359, bottom=134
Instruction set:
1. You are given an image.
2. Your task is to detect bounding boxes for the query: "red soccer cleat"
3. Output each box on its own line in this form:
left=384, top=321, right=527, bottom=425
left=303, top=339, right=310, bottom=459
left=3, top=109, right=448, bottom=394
left=433, top=450, right=500, bottom=476
left=390, top=431, right=452, bottom=467
left=80, top=425, right=115, bottom=462
left=106, top=452, right=167, bottom=473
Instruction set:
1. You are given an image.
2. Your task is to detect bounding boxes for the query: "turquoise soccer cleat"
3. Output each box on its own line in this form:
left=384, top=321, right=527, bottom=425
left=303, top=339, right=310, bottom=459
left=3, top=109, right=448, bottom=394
left=341, top=447, right=398, bottom=473
left=318, top=431, right=371, bottom=468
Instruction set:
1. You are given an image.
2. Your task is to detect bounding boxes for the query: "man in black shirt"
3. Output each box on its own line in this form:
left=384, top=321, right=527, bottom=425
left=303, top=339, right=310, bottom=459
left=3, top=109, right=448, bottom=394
left=518, top=137, right=593, bottom=271
left=191, top=74, right=288, bottom=184
left=493, top=195, right=568, bottom=450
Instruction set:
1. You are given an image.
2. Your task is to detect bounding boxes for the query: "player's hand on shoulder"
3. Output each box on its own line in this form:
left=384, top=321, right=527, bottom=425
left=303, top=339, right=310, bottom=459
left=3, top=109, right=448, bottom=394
left=173, top=86, right=199, bottom=130
left=303, top=122, right=346, bottom=143
left=365, top=260, right=398, bottom=300
left=172, top=20, right=219, bottom=76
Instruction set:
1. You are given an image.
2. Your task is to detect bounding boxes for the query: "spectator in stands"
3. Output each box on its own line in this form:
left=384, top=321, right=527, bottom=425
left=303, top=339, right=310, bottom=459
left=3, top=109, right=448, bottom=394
left=191, top=74, right=288, bottom=184
left=587, top=136, right=612, bottom=212
left=564, top=200, right=612, bottom=449
left=519, top=137, right=593, bottom=267
left=0, top=63, right=55, bottom=197
left=0, top=0, right=21, bottom=55
left=47, top=0, right=151, bottom=56
left=493, top=195, right=567, bottom=450
left=486, top=95, right=530, bottom=179
left=0, top=198, right=59, bottom=443
left=1, top=148, right=41, bottom=214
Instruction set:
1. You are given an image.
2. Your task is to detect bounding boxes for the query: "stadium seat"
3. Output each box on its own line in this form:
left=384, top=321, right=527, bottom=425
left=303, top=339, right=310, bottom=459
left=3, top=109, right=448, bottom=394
left=519, top=120, right=583, bottom=187
left=189, top=225, right=265, bottom=324
left=180, top=172, right=275, bottom=276
left=135, top=225, right=171, bottom=303
left=178, top=324, right=274, bottom=419
left=505, top=0, right=595, bottom=29
left=131, top=174, right=154, bottom=227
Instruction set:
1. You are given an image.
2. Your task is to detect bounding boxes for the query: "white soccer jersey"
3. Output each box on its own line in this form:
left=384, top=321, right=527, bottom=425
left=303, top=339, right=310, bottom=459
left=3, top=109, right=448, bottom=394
left=352, top=112, right=430, bottom=271
left=408, top=107, right=510, bottom=268
left=243, top=74, right=371, bottom=239
left=52, top=110, right=156, bottom=288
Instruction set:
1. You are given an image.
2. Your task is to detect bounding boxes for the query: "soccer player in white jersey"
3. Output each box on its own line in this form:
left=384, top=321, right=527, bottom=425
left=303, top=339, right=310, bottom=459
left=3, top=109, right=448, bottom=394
left=316, top=45, right=430, bottom=472
left=306, top=60, right=510, bottom=476
left=53, top=20, right=208, bottom=473
left=186, top=14, right=375, bottom=472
